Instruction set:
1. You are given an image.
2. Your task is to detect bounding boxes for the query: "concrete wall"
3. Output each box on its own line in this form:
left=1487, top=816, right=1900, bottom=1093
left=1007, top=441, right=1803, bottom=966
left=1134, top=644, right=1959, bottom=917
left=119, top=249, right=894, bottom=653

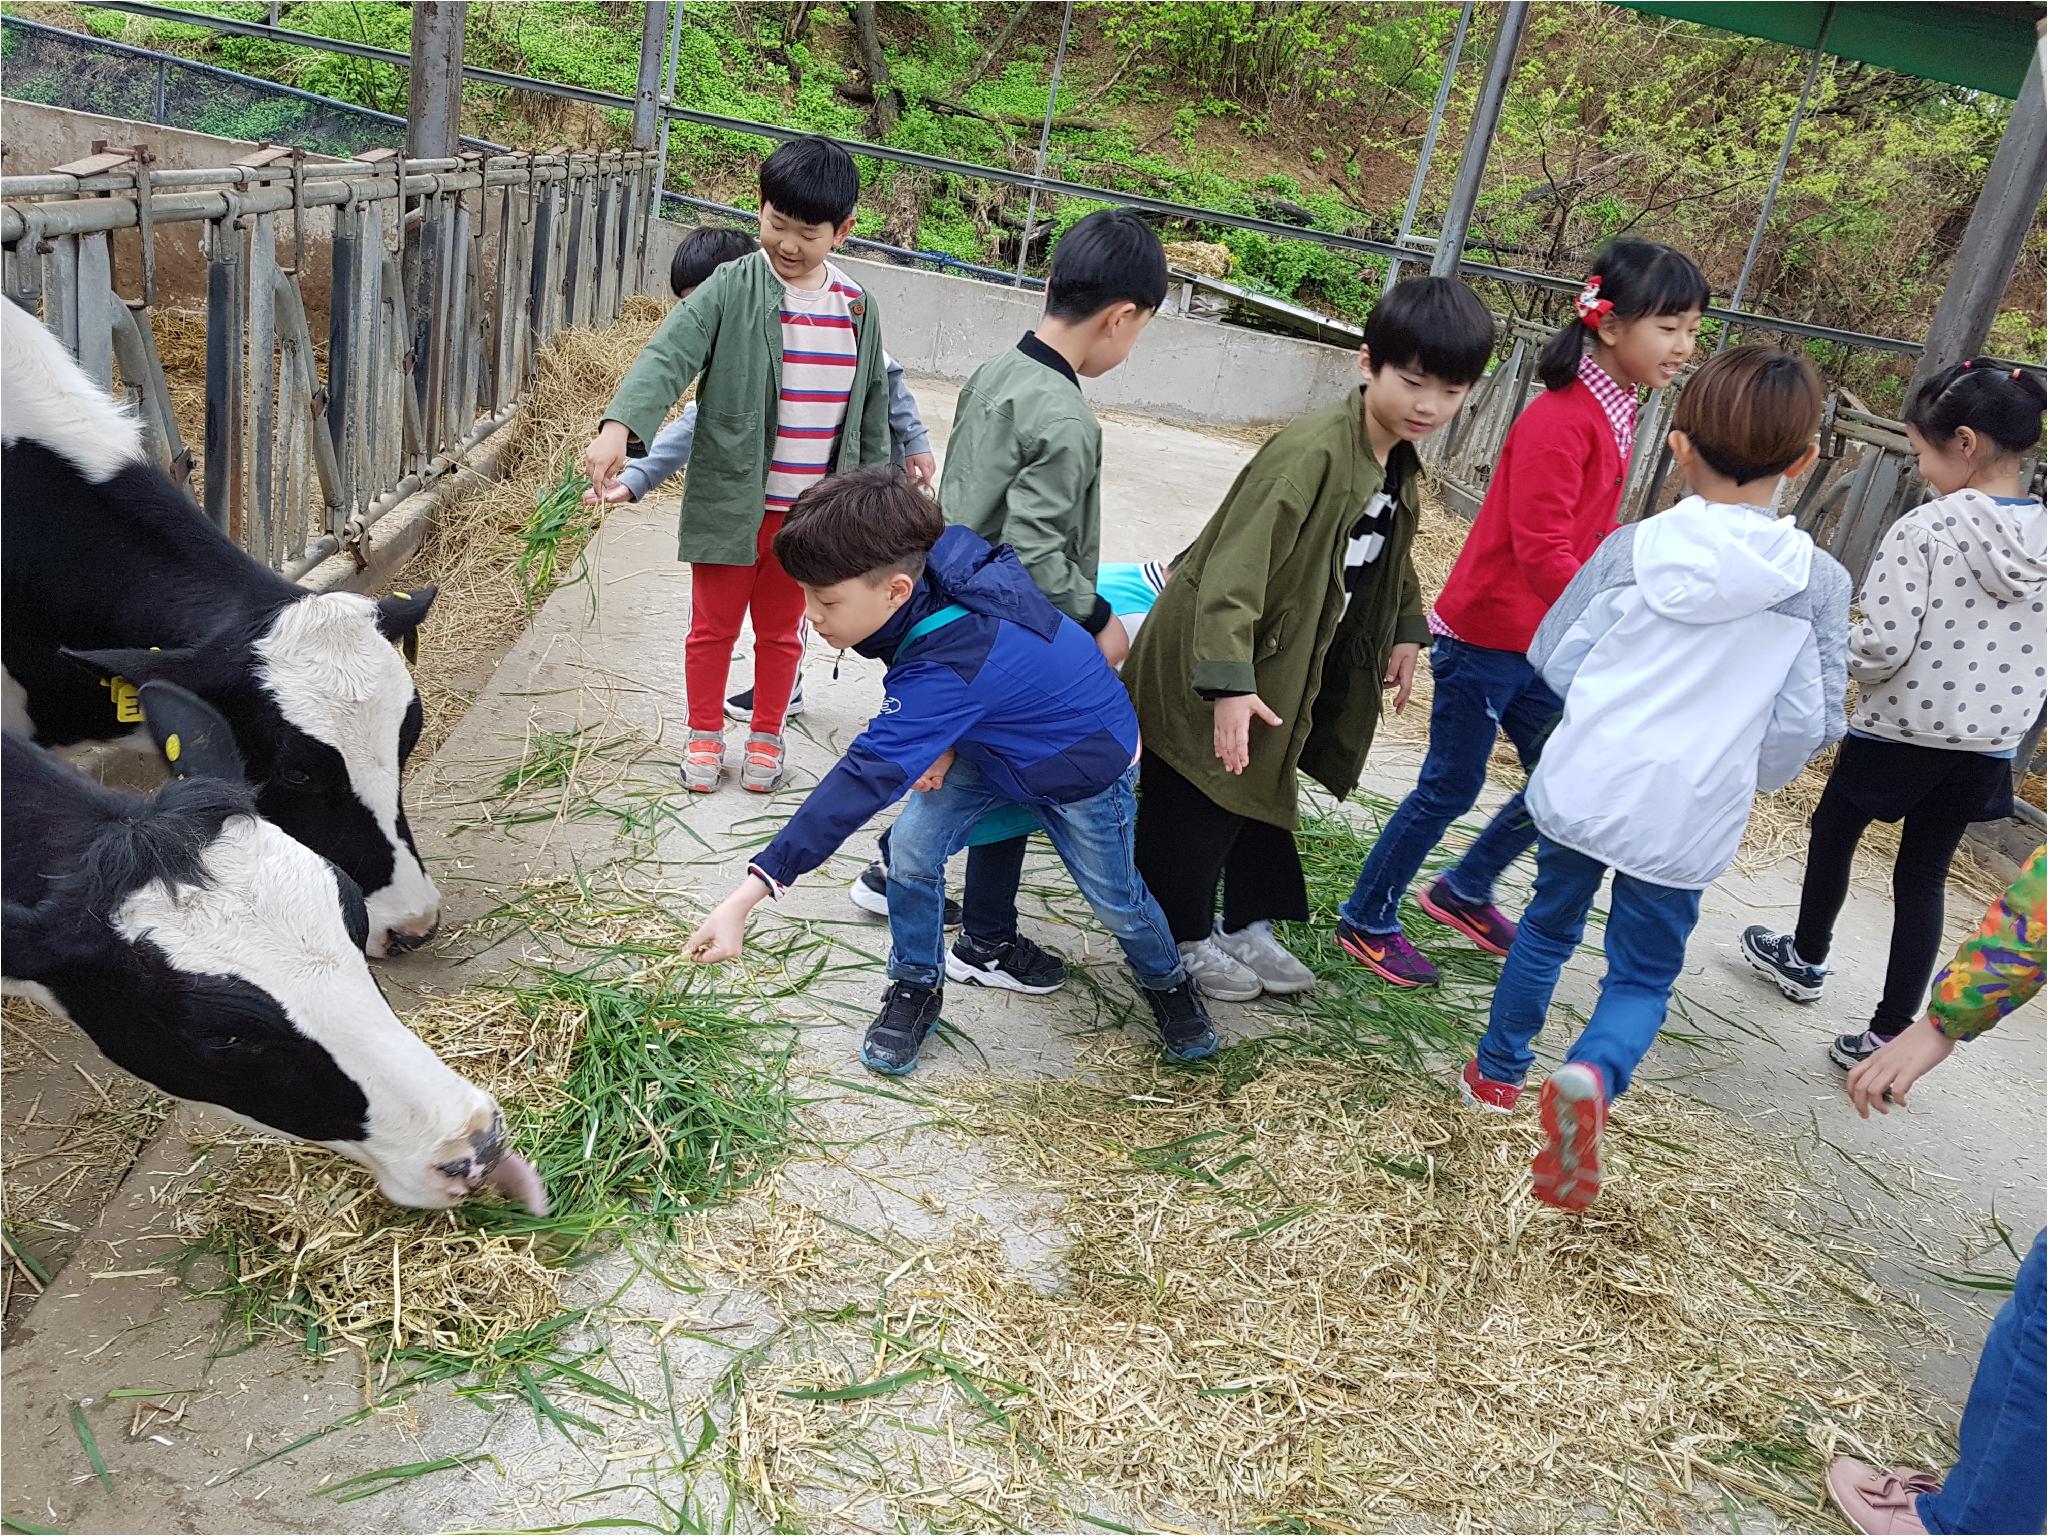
left=642, top=218, right=1359, bottom=429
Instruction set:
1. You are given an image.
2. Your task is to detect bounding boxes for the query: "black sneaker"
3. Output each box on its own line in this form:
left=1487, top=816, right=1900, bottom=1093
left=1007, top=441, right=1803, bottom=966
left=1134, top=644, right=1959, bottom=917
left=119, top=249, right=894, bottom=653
left=1139, top=978, right=1219, bottom=1062
left=945, top=932, right=1067, bottom=994
left=725, top=674, right=805, bottom=723
left=859, top=981, right=944, bottom=1076
left=1740, top=926, right=1827, bottom=1003
left=848, top=860, right=963, bottom=928
left=1829, top=1028, right=1894, bottom=1070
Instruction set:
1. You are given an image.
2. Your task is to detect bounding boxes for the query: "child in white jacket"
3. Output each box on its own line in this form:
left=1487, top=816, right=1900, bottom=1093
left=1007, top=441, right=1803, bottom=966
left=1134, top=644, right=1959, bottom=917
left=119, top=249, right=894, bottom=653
left=1459, top=347, right=1851, bottom=1211
left=1742, top=361, right=2045, bottom=1069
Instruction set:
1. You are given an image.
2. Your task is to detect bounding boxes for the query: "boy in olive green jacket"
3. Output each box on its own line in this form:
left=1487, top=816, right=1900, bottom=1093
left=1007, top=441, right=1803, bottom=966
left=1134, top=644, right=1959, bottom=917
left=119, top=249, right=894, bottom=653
left=583, top=137, right=890, bottom=795
left=853, top=210, right=1168, bottom=999
left=1123, top=277, right=1497, bottom=1004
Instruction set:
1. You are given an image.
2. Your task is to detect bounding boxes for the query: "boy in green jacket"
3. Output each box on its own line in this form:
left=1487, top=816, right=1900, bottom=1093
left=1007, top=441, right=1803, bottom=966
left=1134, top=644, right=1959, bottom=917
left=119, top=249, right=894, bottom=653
left=582, top=136, right=891, bottom=795
left=1123, top=277, right=1497, bottom=1001
left=853, top=210, right=1168, bottom=998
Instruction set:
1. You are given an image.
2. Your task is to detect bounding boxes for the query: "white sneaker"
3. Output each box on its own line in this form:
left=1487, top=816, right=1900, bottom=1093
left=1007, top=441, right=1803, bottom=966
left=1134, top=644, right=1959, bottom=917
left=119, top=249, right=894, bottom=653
left=1178, top=936, right=1262, bottom=1002
left=1213, top=920, right=1316, bottom=995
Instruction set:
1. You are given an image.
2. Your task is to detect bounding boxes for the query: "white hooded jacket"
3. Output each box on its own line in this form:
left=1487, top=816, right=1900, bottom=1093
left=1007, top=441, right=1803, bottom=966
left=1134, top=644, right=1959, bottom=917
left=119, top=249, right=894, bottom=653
left=1847, top=488, right=2045, bottom=754
left=1525, top=498, right=1852, bottom=889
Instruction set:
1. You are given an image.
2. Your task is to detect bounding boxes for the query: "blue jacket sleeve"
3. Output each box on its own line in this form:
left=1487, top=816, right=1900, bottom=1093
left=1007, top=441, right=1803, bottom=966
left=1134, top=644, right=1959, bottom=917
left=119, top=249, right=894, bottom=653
left=884, top=352, right=931, bottom=462
left=618, top=402, right=698, bottom=501
left=749, top=660, right=988, bottom=891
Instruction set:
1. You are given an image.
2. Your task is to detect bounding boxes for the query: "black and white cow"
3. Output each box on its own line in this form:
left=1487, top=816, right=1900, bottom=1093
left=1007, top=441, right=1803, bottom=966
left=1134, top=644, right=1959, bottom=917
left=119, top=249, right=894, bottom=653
left=1, top=298, right=439, bottom=956
left=2, top=681, right=545, bottom=1213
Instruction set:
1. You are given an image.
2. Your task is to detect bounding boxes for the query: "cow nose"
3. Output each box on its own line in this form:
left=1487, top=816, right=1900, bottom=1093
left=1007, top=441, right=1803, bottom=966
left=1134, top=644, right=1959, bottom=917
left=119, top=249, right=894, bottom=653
left=383, top=921, right=439, bottom=954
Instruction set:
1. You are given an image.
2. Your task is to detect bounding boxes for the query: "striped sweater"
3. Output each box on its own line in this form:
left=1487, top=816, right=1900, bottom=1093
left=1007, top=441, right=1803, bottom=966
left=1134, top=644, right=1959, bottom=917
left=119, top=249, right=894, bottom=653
left=766, top=259, right=863, bottom=513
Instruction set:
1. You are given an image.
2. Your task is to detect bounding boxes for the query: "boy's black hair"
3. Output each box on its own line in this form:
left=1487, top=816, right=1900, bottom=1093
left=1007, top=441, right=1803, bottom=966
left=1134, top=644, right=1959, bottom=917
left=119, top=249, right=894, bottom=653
left=774, top=466, right=944, bottom=587
left=1904, top=360, right=2047, bottom=457
left=1537, top=239, right=1709, bottom=390
left=759, top=135, right=861, bottom=227
left=1363, top=276, right=1495, bottom=387
left=670, top=226, right=759, bottom=297
left=1045, top=209, right=1167, bottom=322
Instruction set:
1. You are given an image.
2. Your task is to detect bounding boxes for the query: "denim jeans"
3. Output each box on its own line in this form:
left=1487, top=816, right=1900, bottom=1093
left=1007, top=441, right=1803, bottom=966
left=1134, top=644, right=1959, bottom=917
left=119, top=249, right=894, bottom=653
left=885, top=757, right=1184, bottom=992
left=1475, top=837, right=1701, bottom=1098
left=876, top=824, right=1028, bottom=946
left=1921, top=1228, right=2046, bottom=1535
left=1340, top=635, right=1560, bottom=934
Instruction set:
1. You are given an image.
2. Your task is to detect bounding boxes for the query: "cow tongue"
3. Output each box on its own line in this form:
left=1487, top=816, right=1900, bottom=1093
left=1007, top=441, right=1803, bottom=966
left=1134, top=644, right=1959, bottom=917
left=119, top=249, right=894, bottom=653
left=481, top=1151, right=549, bottom=1216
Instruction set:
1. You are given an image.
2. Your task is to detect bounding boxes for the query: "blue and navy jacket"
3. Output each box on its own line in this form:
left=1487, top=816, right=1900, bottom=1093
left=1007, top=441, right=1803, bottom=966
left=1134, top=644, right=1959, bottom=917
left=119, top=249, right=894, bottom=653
left=750, top=527, right=1140, bottom=892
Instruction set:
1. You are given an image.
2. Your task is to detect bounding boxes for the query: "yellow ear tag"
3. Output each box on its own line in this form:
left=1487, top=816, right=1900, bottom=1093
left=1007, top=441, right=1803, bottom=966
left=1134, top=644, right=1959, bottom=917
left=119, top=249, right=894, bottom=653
left=102, top=675, right=144, bottom=724
left=164, top=732, right=182, bottom=763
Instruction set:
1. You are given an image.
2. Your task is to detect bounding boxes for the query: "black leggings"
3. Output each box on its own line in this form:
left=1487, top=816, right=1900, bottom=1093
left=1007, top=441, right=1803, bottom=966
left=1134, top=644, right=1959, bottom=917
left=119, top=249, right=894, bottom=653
left=1793, top=785, right=1971, bottom=1038
left=1133, top=753, right=1309, bottom=944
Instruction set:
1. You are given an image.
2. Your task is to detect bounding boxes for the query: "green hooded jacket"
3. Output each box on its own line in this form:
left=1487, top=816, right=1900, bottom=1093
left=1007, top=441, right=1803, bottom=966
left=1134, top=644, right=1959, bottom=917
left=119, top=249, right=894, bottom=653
left=1123, top=389, right=1430, bottom=828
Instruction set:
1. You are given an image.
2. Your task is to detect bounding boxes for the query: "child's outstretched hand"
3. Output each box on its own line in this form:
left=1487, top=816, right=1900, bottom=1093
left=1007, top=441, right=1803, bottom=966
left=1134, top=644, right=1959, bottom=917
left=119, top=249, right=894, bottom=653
left=582, top=421, right=630, bottom=496
left=684, top=876, right=771, bottom=964
left=582, top=480, right=636, bottom=507
left=913, top=748, right=956, bottom=793
left=903, top=451, right=938, bottom=491
left=1213, top=693, right=1282, bottom=774
left=1844, top=1018, right=1956, bottom=1117
left=1383, top=642, right=1420, bottom=714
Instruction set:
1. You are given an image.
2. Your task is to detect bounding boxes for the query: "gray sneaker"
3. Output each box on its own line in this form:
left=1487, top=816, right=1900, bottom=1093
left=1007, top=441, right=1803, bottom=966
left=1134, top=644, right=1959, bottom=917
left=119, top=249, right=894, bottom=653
left=1178, top=936, right=1262, bottom=1002
left=1212, top=920, right=1316, bottom=995
left=740, top=732, right=786, bottom=793
left=680, top=730, right=725, bottom=793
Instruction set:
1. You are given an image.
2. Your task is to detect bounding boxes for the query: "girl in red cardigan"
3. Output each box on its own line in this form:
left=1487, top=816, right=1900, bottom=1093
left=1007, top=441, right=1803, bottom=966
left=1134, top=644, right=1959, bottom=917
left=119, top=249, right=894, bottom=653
left=1337, top=239, right=1707, bottom=990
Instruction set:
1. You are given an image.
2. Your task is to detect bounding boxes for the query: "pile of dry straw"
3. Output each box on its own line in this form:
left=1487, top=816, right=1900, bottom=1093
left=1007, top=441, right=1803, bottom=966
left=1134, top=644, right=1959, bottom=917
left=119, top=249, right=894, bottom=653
left=696, top=1038, right=1947, bottom=1531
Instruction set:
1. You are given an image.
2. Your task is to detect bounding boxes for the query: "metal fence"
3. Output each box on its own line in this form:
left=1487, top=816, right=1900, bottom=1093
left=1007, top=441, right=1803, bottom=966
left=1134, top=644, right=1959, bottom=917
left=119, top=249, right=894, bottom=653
left=0, top=147, right=658, bottom=580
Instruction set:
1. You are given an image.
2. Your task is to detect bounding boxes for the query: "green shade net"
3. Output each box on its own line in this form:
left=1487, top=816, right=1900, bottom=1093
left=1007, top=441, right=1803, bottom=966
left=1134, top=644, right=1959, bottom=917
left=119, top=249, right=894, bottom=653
left=1614, top=2, right=2041, bottom=98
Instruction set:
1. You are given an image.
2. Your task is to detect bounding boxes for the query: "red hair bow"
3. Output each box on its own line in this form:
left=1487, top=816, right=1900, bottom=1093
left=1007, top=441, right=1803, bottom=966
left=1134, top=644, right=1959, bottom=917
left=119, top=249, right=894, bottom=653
left=1575, top=274, right=1613, bottom=329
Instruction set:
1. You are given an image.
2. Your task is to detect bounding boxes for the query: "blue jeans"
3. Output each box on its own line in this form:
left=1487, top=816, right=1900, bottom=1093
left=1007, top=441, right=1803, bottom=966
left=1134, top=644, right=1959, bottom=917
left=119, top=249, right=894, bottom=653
left=1476, top=838, right=1700, bottom=1098
left=876, top=824, right=1028, bottom=946
left=1921, top=1228, right=2046, bottom=1534
left=1341, top=636, right=1560, bottom=934
left=884, top=758, right=1185, bottom=992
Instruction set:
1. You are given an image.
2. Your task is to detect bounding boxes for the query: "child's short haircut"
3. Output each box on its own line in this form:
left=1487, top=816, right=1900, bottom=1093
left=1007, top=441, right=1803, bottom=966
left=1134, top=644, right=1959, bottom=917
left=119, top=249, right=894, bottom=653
left=1904, top=359, right=2047, bottom=456
left=759, top=136, right=860, bottom=227
left=669, top=226, right=759, bottom=297
left=1045, top=209, right=1167, bottom=321
left=1673, top=345, right=1823, bottom=485
left=1364, top=276, right=1495, bottom=386
left=775, top=466, right=943, bottom=587
left=1538, top=239, right=1709, bottom=390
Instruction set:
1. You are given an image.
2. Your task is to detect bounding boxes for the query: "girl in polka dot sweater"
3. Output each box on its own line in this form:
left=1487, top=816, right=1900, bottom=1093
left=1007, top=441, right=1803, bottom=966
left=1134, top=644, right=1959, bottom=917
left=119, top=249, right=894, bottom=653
left=1743, top=361, right=2046, bottom=1068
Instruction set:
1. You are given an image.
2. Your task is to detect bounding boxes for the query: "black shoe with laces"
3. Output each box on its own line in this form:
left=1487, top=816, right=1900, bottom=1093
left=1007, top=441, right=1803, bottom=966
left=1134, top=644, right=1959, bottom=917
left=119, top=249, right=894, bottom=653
left=859, top=981, right=944, bottom=1076
left=1140, top=977, right=1219, bottom=1062
left=945, top=932, right=1067, bottom=994
left=1740, top=926, right=1828, bottom=1002
left=848, top=860, right=963, bottom=928
left=1829, top=1027, right=1895, bottom=1070
left=725, top=674, right=806, bottom=723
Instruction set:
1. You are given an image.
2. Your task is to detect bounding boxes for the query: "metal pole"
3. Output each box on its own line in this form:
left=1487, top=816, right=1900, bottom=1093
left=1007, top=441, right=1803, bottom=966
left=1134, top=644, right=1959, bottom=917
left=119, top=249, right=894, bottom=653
left=654, top=0, right=683, bottom=211
left=1719, top=5, right=1831, bottom=352
left=1430, top=0, right=1528, bottom=278
left=405, top=2, right=465, bottom=159
left=1385, top=0, right=1472, bottom=295
left=1911, top=24, right=2048, bottom=392
left=631, top=3, right=667, bottom=152
left=1014, top=0, right=1074, bottom=284
left=152, top=53, right=168, bottom=124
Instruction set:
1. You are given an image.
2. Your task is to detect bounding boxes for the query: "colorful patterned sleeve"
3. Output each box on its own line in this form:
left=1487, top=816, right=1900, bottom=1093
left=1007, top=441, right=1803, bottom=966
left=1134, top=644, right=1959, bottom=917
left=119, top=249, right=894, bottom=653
left=1928, top=845, right=2045, bottom=1041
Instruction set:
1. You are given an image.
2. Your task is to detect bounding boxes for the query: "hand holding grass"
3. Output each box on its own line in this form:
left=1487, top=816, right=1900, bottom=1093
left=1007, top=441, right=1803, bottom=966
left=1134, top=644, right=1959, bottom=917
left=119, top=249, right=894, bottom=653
left=582, top=420, right=630, bottom=495
left=685, top=875, right=772, bottom=964
left=903, top=451, right=938, bottom=490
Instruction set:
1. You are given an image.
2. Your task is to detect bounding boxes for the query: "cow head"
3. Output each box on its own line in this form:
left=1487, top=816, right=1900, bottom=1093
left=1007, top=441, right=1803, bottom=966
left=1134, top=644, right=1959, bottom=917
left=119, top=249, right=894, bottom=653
left=0, top=682, right=542, bottom=1214
left=62, top=586, right=441, bottom=957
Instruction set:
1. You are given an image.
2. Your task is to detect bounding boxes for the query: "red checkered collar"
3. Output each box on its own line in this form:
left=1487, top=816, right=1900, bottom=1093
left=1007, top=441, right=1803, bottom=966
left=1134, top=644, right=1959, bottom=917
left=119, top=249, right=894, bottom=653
left=1578, top=352, right=1638, bottom=460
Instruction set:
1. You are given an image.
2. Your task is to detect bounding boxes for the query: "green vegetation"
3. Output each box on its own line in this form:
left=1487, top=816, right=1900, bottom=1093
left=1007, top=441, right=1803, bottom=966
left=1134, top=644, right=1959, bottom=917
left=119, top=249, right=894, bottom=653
left=11, top=0, right=2038, bottom=403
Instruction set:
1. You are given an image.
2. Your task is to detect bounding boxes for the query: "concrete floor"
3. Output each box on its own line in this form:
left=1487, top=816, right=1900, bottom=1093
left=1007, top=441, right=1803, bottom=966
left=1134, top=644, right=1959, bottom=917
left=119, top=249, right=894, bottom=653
left=2, top=381, right=2041, bottom=1533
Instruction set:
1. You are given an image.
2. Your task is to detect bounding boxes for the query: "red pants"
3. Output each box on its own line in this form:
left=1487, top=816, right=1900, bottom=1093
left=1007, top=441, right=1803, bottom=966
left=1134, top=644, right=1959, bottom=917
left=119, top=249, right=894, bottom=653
left=685, top=512, right=805, bottom=734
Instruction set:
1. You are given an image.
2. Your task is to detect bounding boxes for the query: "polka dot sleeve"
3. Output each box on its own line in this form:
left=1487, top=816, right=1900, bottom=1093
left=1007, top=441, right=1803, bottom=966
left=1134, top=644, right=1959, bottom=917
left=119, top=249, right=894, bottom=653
left=1847, top=518, right=1931, bottom=688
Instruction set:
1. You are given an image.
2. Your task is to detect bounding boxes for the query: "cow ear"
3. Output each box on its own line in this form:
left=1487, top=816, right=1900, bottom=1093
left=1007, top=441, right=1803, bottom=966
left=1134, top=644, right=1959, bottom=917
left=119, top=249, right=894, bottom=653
left=3, top=897, right=92, bottom=980
left=59, top=643, right=224, bottom=694
left=375, top=586, right=437, bottom=644
left=136, top=681, right=245, bottom=783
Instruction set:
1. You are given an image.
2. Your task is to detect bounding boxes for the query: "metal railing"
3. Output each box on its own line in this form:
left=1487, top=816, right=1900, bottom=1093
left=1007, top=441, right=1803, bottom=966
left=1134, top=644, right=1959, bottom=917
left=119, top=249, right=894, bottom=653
left=0, top=147, right=657, bottom=580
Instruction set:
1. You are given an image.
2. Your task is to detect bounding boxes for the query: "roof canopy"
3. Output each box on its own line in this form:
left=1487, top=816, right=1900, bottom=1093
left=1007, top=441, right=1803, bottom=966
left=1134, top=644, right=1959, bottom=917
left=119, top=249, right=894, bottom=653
left=1614, top=2, right=2041, bottom=98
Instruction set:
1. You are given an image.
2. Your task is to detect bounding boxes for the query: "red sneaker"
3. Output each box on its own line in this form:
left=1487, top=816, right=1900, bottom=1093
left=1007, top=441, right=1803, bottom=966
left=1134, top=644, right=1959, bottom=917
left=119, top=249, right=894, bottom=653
left=1459, top=1058, right=1521, bottom=1114
left=1532, top=1063, right=1607, bottom=1210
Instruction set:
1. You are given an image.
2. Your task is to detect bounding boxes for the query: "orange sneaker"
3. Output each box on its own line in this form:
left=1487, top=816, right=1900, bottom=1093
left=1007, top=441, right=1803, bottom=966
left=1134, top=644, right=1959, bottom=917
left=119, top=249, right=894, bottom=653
left=1532, top=1063, right=1607, bottom=1210
left=681, top=730, right=725, bottom=793
left=740, top=731, right=786, bottom=793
